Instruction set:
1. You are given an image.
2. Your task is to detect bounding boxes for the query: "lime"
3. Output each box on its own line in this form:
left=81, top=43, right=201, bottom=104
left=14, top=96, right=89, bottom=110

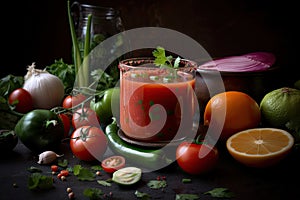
left=260, top=87, right=300, bottom=132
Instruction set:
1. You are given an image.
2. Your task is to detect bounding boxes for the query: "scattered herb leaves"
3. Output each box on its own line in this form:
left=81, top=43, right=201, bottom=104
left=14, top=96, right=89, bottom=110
left=91, top=165, right=103, bottom=171
left=76, top=167, right=96, bottom=181
left=83, top=188, right=103, bottom=200
left=204, top=187, right=235, bottom=198
left=182, top=178, right=192, bottom=183
left=27, top=173, right=53, bottom=190
left=27, top=166, right=42, bottom=173
left=147, top=180, right=167, bottom=189
left=97, top=180, right=111, bottom=187
left=175, top=194, right=200, bottom=200
left=57, top=158, right=68, bottom=168
left=135, top=190, right=151, bottom=200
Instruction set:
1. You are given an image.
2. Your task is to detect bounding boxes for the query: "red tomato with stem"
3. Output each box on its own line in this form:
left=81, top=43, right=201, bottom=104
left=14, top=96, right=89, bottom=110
left=176, top=140, right=219, bottom=175
left=62, top=93, right=87, bottom=109
left=72, top=107, right=100, bottom=129
left=59, top=113, right=71, bottom=138
left=8, top=88, right=33, bottom=113
left=70, top=126, right=108, bottom=161
left=101, top=155, right=126, bottom=173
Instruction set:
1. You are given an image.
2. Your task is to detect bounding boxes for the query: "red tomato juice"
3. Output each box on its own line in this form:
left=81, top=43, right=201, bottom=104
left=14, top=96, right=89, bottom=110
left=120, top=68, right=196, bottom=142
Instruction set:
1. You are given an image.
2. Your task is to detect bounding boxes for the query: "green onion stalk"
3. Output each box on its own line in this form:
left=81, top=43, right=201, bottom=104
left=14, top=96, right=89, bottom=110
left=67, top=0, right=91, bottom=87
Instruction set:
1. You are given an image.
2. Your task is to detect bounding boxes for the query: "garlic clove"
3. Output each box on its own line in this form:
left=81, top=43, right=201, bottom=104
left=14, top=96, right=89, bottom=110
left=37, top=150, right=64, bottom=165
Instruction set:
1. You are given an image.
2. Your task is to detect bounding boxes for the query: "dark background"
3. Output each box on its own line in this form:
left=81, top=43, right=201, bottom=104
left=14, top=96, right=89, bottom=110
left=0, top=0, right=298, bottom=83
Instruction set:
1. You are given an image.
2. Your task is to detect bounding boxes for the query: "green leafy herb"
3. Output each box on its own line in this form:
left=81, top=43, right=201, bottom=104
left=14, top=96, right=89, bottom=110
left=135, top=190, right=151, bottom=200
left=45, top=59, right=76, bottom=95
left=91, top=165, right=103, bottom=171
left=175, top=194, right=200, bottom=200
left=97, top=180, right=111, bottom=187
left=27, top=166, right=42, bottom=173
left=83, top=188, right=103, bottom=200
left=147, top=180, right=167, bottom=189
left=72, top=164, right=95, bottom=181
left=27, top=173, right=53, bottom=190
left=182, top=178, right=192, bottom=183
left=73, top=164, right=82, bottom=175
left=152, top=46, right=180, bottom=68
left=91, top=69, right=116, bottom=92
left=57, top=158, right=68, bottom=168
left=204, top=187, right=235, bottom=198
left=0, top=74, right=24, bottom=98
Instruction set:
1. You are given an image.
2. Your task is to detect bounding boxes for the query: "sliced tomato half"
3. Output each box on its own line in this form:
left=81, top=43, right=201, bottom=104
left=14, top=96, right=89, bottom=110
left=101, top=155, right=126, bottom=173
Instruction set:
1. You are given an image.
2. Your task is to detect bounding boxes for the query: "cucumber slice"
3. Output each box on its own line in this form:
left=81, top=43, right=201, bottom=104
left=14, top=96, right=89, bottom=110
left=112, top=167, right=142, bottom=185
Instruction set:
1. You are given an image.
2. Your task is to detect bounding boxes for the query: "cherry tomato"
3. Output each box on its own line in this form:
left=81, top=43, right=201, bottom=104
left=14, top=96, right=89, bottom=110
left=59, top=113, right=71, bottom=138
left=70, top=126, right=108, bottom=161
left=176, top=141, right=219, bottom=175
left=59, top=169, right=69, bottom=177
left=8, top=88, right=33, bottom=113
left=62, top=93, right=86, bottom=109
left=51, top=165, right=58, bottom=172
left=101, top=155, right=126, bottom=173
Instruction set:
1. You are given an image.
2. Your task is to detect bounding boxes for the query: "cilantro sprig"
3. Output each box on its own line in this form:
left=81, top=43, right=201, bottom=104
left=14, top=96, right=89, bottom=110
left=152, top=46, right=181, bottom=69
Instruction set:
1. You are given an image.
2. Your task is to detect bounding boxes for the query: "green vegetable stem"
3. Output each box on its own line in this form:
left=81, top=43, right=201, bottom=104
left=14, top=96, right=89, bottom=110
left=105, top=118, right=173, bottom=170
left=67, top=0, right=91, bottom=87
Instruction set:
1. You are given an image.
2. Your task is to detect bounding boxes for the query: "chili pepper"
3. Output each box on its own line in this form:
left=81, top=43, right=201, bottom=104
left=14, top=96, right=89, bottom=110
left=105, top=118, right=172, bottom=170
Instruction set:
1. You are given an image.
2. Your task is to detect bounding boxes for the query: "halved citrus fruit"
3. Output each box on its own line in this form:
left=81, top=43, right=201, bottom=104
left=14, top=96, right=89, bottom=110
left=226, top=128, right=294, bottom=168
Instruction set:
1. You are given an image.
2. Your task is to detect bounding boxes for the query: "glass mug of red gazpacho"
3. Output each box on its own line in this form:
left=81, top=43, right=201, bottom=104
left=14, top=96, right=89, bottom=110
left=119, top=57, right=197, bottom=143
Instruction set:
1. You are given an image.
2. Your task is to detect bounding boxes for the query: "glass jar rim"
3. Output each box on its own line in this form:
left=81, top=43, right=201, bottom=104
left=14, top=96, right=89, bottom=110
left=118, top=57, right=198, bottom=70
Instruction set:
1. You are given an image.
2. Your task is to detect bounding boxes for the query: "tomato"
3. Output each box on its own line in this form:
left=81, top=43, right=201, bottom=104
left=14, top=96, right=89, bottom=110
left=62, top=93, right=86, bottom=108
left=70, top=126, right=108, bottom=161
left=101, top=155, right=126, bottom=173
left=72, top=107, right=100, bottom=129
left=14, top=109, right=65, bottom=153
left=8, top=88, right=33, bottom=113
left=59, top=113, right=71, bottom=138
left=90, top=87, right=120, bottom=125
left=59, top=169, right=69, bottom=177
left=51, top=165, right=59, bottom=172
left=176, top=141, right=219, bottom=175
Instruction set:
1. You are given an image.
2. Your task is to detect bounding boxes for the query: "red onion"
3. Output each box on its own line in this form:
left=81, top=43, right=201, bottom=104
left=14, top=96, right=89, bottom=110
left=198, top=52, right=276, bottom=72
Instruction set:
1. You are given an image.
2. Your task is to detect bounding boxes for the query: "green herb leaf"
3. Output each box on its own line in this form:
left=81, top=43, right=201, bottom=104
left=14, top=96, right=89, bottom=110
left=0, top=74, right=24, bottom=98
left=182, top=178, right=192, bottom=183
left=73, top=165, right=82, bottom=176
left=204, top=187, right=235, bottom=198
left=175, top=194, right=200, bottom=200
left=91, top=165, right=103, bottom=171
left=45, top=59, right=75, bottom=94
left=97, top=180, right=111, bottom=187
left=152, top=46, right=181, bottom=69
left=83, top=188, right=103, bottom=200
left=27, top=166, right=42, bottom=173
left=57, top=159, right=68, bottom=168
left=147, top=180, right=167, bottom=189
left=76, top=167, right=95, bottom=181
left=27, top=173, right=53, bottom=190
left=135, top=190, right=151, bottom=200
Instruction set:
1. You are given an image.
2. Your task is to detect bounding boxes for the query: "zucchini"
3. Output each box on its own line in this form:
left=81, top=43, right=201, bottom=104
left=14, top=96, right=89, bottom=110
left=105, top=118, right=173, bottom=171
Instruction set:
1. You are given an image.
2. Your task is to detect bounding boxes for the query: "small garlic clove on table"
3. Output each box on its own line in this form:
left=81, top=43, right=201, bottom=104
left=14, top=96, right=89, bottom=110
left=37, top=150, right=64, bottom=165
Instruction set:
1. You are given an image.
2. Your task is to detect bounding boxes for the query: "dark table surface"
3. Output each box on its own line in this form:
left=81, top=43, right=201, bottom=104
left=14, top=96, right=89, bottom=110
left=1, top=136, right=300, bottom=200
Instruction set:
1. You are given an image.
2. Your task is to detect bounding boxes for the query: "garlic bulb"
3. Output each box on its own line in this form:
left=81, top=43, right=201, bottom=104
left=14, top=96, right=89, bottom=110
left=37, top=150, right=64, bottom=165
left=23, top=63, right=65, bottom=109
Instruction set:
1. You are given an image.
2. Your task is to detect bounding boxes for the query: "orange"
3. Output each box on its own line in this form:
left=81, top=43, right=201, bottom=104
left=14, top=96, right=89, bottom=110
left=226, top=128, right=294, bottom=168
left=203, top=91, right=261, bottom=141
